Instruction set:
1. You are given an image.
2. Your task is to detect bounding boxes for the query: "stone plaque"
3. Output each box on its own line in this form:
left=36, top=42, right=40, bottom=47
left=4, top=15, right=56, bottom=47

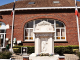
left=36, top=33, right=53, bottom=37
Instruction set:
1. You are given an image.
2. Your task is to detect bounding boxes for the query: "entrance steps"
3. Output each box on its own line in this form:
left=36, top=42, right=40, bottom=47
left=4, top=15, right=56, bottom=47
left=29, top=54, right=59, bottom=60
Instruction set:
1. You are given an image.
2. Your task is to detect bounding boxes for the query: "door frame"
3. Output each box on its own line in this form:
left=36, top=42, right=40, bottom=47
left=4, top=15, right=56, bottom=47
left=0, top=32, right=6, bottom=47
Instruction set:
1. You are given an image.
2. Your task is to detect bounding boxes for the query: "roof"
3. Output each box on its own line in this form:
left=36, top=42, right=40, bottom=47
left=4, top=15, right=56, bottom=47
left=0, top=0, right=80, bottom=9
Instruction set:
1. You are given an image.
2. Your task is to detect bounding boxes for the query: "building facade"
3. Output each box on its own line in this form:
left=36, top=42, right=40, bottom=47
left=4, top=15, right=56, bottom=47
left=0, top=0, right=80, bottom=48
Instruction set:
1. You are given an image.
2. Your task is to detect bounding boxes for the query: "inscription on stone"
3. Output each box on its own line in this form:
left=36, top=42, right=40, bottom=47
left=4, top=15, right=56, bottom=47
left=36, top=33, right=53, bottom=37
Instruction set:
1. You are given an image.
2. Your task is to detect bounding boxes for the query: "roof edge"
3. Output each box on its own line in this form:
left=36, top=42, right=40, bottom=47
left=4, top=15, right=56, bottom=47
left=0, top=6, right=80, bottom=12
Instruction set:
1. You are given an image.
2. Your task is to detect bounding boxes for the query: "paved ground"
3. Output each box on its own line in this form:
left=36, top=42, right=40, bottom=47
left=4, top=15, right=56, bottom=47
left=64, top=54, right=79, bottom=60
left=11, top=54, right=79, bottom=60
left=11, top=54, right=23, bottom=60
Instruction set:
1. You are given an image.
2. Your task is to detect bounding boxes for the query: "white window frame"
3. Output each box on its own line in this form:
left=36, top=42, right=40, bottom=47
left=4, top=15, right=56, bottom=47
left=0, top=29, right=6, bottom=48
left=54, top=20, right=66, bottom=41
left=25, top=28, right=34, bottom=41
left=0, top=22, right=6, bottom=48
left=24, top=19, right=66, bottom=41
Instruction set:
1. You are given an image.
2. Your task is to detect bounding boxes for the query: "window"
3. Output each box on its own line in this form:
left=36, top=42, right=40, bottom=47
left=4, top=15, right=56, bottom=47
left=28, top=2, right=35, bottom=4
left=0, top=22, right=6, bottom=47
left=24, top=19, right=66, bottom=41
left=24, top=21, right=33, bottom=41
left=53, top=1, right=60, bottom=4
left=55, top=21, right=66, bottom=40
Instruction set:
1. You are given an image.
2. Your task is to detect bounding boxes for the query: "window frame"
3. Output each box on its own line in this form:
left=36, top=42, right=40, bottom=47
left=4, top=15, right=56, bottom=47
left=0, top=22, right=6, bottom=48
left=24, top=19, right=66, bottom=41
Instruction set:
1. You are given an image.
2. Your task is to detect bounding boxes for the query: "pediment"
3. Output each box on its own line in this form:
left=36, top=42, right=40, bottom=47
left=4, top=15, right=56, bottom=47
left=37, top=21, right=51, bottom=26
left=35, top=21, right=53, bottom=32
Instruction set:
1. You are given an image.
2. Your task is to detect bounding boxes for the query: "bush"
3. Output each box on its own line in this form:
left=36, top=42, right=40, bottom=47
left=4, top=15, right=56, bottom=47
left=0, top=51, right=12, bottom=59
left=54, top=45, right=79, bottom=54
left=13, top=45, right=22, bottom=53
left=73, top=49, right=79, bottom=54
left=77, top=52, right=80, bottom=59
left=13, top=45, right=34, bottom=54
left=13, top=48, right=19, bottom=53
left=13, top=45, right=79, bottom=54
left=27, top=46, right=34, bottom=53
left=54, top=46, right=65, bottom=55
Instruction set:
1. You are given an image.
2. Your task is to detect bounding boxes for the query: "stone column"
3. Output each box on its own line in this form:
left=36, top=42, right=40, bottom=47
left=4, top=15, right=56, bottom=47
left=35, top=36, right=40, bottom=54
left=48, top=34, right=54, bottom=54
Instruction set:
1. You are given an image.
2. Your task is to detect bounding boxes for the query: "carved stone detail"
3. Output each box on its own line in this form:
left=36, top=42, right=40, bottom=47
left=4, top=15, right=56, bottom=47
left=35, top=21, right=53, bottom=32
left=35, top=33, right=53, bottom=37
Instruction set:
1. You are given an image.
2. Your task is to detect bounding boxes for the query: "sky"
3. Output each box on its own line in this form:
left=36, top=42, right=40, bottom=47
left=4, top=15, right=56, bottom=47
left=0, top=0, right=80, bottom=6
left=0, top=0, right=17, bottom=6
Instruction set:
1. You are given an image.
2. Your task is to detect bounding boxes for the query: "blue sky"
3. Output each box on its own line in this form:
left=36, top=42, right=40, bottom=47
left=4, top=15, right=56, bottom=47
left=0, top=0, right=17, bottom=6
left=0, top=0, right=80, bottom=6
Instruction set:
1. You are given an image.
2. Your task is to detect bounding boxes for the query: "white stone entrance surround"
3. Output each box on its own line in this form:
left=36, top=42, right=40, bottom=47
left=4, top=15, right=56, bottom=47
left=34, top=21, right=55, bottom=55
left=29, top=21, right=65, bottom=60
left=35, top=33, right=54, bottom=54
left=28, top=21, right=55, bottom=56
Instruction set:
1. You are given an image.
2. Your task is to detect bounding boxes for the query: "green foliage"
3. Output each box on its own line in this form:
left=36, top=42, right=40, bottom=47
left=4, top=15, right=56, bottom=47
left=13, top=45, right=22, bottom=53
left=13, top=45, right=79, bottom=54
left=36, top=53, right=53, bottom=56
left=73, top=49, right=79, bottom=54
left=27, top=46, right=34, bottom=53
left=13, top=45, right=34, bottom=54
left=13, top=48, right=19, bottom=53
left=0, top=51, right=12, bottom=59
left=54, top=45, right=79, bottom=54
left=77, top=52, right=80, bottom=59
left=54, top=46, right=65, bottom=55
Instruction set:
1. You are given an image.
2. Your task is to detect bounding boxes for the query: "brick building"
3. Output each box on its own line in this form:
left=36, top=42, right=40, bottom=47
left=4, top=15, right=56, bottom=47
left=0, top=0, right=80, bottom=48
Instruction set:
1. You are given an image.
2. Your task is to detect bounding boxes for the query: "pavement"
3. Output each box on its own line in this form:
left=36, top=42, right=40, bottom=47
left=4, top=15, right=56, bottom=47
left=64, top=54, right=79, bottom=60
left=11, top=53, right=79, bottom=60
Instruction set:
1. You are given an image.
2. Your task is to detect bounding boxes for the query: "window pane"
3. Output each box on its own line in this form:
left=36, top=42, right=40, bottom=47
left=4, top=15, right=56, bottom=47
left=61, top=29, right=65, bottom=36
left=25, top=29, right=28, bottom=36
left=48, top=19, right=54, bottom=24
left=56, top=21, right=64, bottom=27
left=25, top=37, right=28, bottom=39
left=0, top=30, right=5, bottom=33
left=56, top=37, right=60, bottom=39
left=25, top=21, right=33, bottom=28
left=56, top=29, right=60, bottom=36
left=30, top=29, right=33, bottom=37
left=0, top=35, right=4, bottom=47
left=30, top=29, right=33, bottom=40
left=30, top=37, right=33, bottom=40
left=35, top=19, right=41, bottom=24
left=42, top=19, right=47, bottom=21
left=61, top=37, right=65, bottom=39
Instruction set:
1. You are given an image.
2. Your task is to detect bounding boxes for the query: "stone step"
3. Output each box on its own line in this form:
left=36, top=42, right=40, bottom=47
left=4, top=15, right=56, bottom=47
left=29, top=55, right=59, bottom=60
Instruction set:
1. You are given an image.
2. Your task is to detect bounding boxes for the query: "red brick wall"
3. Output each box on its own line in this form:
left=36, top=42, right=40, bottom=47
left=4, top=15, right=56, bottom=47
left=0, top=9, right=79, bottom=46
left=23, top=42, right=34, bottom=46
left=59, top=58, right=65, bottom=60
left=23, top=57, right=29, bottom=60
